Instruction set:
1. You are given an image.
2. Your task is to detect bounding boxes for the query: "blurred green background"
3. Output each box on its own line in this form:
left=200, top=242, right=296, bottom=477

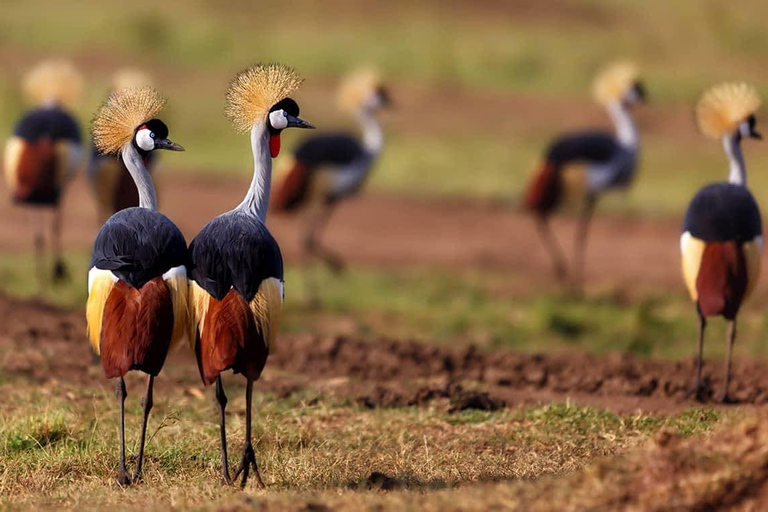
left=2, top=0, right=768, bottom=360
left=1, top=0, right=768, bottom=212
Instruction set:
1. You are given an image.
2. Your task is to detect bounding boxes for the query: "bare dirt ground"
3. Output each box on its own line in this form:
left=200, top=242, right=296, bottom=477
left=0, top=173, right=694, bottom=292
left=2, top=293, right=766, bottom=417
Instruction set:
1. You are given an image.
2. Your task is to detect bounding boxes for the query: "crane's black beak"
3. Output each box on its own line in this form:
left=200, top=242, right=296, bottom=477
left=751, top=129, right=762, bottom=140
left=154, top=138, right=185, bottom=151
left=286, top=114, right=315, bottom=129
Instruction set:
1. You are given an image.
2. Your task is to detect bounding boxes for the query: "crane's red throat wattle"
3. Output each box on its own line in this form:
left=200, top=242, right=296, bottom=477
left=270, top=134, right=281, bottom=158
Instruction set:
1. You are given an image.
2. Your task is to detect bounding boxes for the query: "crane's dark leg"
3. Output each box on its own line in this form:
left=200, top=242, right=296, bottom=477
left=51, top=206, right=68, bottom=282
left=534, top=216, right=568, bottom=282
left=687, top=306, right=707, bottom=401
left=115, top=377, right=132, bottom=486
left=133, top=374, right=154, bottom=482
left=572, top=194, right=597, bottom=294
left=304, top=202, right=344, bottom=274
left=215, top=375, right=233, bottom=485
left=233, top=378, right=265, bottom=488
left=34, top=229, right=46, bottom=293
left=719, top=320, right=737, bottom=404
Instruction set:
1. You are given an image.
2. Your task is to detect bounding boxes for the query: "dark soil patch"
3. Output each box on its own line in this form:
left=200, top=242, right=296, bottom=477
left=2, top=294, right=767, bottom=416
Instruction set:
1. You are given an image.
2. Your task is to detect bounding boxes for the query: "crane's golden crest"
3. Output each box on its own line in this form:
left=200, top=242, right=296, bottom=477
left=23, top=59, right=83, bottom=107
left=226, top=63, right=304, bottom=133
left=696, top=82, right=761, bottom=139
left=112, top=68, right=154, bottom=92
left=592, top=61, right=639, bottom=106
left=337, top=67, right=383, bottom=112
left=92, top=86, right=167, bottom=155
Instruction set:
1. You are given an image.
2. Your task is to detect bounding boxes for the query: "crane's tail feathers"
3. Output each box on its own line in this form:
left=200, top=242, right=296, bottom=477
left=523, top=161, right=562, bottom=215
left=271, top=157, right=311, bottom=212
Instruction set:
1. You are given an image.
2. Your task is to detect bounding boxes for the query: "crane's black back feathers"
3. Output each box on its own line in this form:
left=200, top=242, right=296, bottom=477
left=188, top=211, right=283, bottom=302
left=90, top=208, right=187, bottom=288
left=546, top=131, right=619, bottom=165
left=294, top=134, right=365, bottom=167
left=14, top=107, right=81, bottom=143
left=683, top=183, right=762, bottom=242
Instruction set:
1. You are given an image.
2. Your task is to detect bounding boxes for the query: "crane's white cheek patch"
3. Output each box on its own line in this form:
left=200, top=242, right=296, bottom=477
left=269, top=110, right=288, bottom=130
left=135, top=129, right=155, bottom=151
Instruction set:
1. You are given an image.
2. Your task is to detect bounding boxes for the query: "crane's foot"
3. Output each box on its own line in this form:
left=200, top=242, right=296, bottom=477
left=717, top=391, right=736, bottom=404
left=685, top=382, right=707, bottom=403
left=220, top=458, right=233, bottom=486
left=117, top=468, right=133, bottom=486
left=232, top=442, right=265, bottom=489
left=553, top=263, right=568, bottom=283
left=52, top=260, right=69, bottom=283
left=326, top=257, right=346, bottom=275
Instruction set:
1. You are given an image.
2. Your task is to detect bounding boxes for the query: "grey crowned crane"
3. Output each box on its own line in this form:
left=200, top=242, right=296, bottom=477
left=3, top=60, right=84, bottom=286
left=270, top=67, right=389, bottom=273
left=681, top=83, right=762, bottom=403
left=86, top=87, right=187, bottom=485
left=88, top=69, right=158, bottom=222
left=523, top=62, right=646, bottom=290
left=187, top=64, right=314, bottom=487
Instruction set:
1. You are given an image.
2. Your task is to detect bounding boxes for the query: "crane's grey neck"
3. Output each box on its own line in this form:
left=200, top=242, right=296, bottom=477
left=723, top=133, right=747, bottom=186
left=606, top=101, right=638, bottom=150
left=357, top=108, right=384, bottom=155
left=236, top=122, right=271, bottom=222
left=121, top=142, right=158, bottom=210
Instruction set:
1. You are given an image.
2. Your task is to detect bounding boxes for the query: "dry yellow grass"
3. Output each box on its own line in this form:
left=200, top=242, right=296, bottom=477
left=0, top=375, right=722, bottom=510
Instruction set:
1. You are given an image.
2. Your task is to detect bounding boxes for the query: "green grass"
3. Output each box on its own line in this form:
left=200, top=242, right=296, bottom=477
left=3, top=1, right=768, bottom=214
left=9, top=252, right=768, bottom=362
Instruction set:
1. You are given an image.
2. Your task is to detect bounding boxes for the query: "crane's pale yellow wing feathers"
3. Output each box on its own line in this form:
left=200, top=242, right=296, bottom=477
left=23, top=59, right=83, bottom=107
left=592, top=61, right=639, bottom=106
left=92, top=86, right=167, bottom=155
left=226, top=63, right=304, bottom=132
left=696, top=82, right=761, bottom=139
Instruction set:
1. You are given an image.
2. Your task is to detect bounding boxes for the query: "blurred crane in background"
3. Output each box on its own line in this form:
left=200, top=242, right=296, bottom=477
left=271, top=67, right=390, bottom=293
left=523, top=62, right=645, bottom=292
left=3, top=60, right=84, bottom=288
left=681, top=83, right=762, bottom=403
left=86, top=87, right=187, bottom=485
left=88, top=68, right=157, bottom=222
left=187, top=64, right=314, bottom=487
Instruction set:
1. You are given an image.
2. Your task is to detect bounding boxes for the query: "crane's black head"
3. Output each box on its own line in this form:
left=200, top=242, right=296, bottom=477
left=367, top=86, right=391, bottom=110
left=134, top=119, right=184, bottom=156
left=623, top=81, right=647, bottom=108
left=266, top=98, right=315, bottom=158
left=737, top=114, right=761, bottom=141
